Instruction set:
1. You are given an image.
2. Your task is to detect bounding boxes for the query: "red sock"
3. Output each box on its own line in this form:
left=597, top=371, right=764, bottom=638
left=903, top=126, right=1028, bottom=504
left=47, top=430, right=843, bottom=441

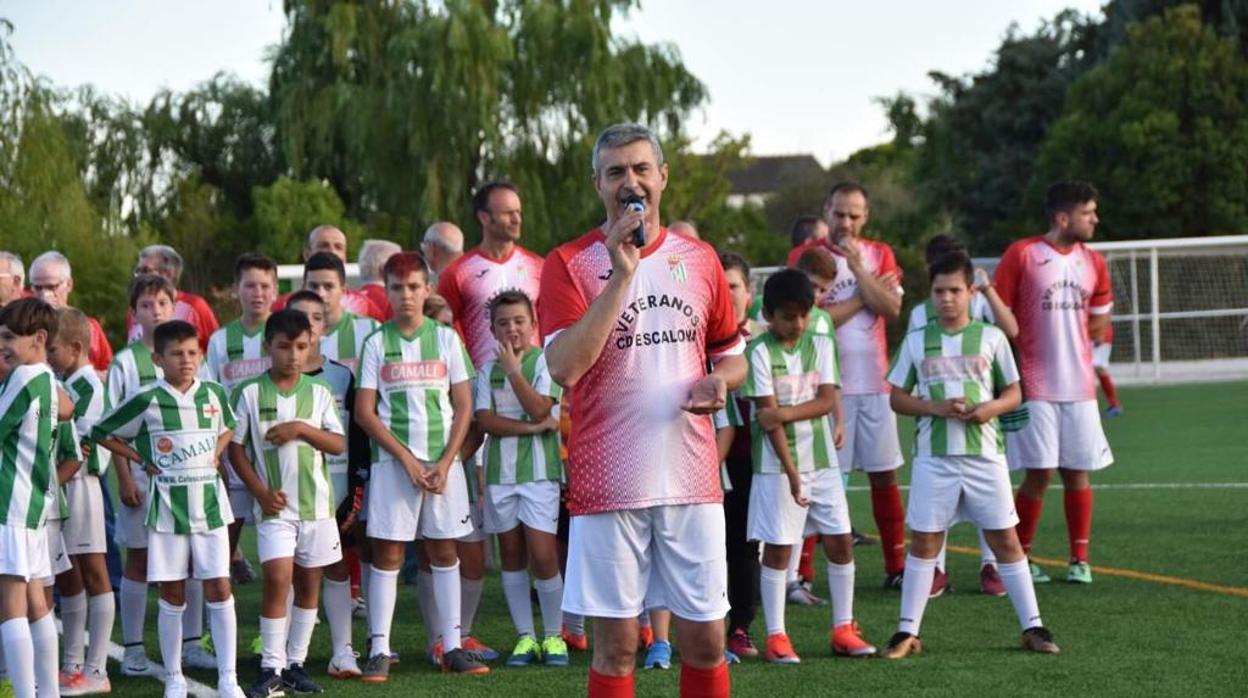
left=1014, top=492, right=1045, bottom=556
left=1098, top=373, right=1120, bottom=408
left=345, top=547, right=361, bottom=596
left=680, top=662, right=729, bottom=698
left=870, top=483, right=906, bottom=575
left=1064, top=488, right=1093, bottom=562
left=798, top=536, right=818, bottom=581
left=588, top=669, right=635, bottom=698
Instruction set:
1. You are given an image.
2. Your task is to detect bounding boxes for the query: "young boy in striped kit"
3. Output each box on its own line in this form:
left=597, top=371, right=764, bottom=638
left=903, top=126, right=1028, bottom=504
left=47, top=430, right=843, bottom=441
left=92, top=320, right=245, bottom=698
left=742, top=269, right=875, bottom=664
left=474, top=290, right=568, bottom=668
left=0, top=298, right=64, bottom=698
left=303, top=252, right=378, bottom=375
left=880, top=252, right=1058, bottom=658
left=229, top=309, right=346, bottom=697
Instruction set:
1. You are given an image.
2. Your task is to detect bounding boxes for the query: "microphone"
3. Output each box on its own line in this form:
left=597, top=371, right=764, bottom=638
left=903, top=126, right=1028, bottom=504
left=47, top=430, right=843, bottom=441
left=623, top=195, right=646, bottom=247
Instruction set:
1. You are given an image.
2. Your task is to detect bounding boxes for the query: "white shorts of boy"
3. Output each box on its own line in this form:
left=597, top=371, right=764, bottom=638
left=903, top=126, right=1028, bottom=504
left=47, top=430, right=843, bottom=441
left=256, top=518, right=343, bottom=568
left=562, top=503, right=728, bottom=623
left=366, top=458, right=473, bottom=542
left=146, top=527, right=230, bottom=582
left=0, top=522, right=52, bottom=581
left=42, top=518, right=73, bottom=585
left=907, top=455, right=1020, bottom=533
left=63, top=475, right=107, bottom=555
left=483, top=481, right=561, bottom=536
left=747, top=468, right=852, bottom=546
left=114, top=464, right=149, bottom=549
left=1006, top=400, right=1115, bottom=472
left=1091, top=342, right=1112, bottom=370
left=837, top=393, right=905, bottom=473
left=228, top=487, right=254, bottom=525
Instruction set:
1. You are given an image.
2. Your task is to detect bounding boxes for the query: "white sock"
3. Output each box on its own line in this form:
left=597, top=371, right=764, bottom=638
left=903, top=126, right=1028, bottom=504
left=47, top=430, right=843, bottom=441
left=431, top=562, right=462, bottom=651
left=898, top=555, right=937, bottom=636
left=182, top=579, right=204, bottom=648
left=998, top=560, right=1043, bottom=630
left=760, top=565, right=788, bottom=635
left=158, top=599, right=185, bottom=681
left=562, top=611, right=584, bottom=636
left=366, top=566, right=398, bottom=658
left=535, top=574, right=564, bottom=638
left=501, top=570, right=535, bottom=639
left=85, top=592, right=115, bottom=673
left=120, top=576, right=148, bottom=649
left=826, top=561, right=856, bottom=627
left=416, top=569, right=440, bottom=648
left=323, top=577, right=354, bottom=656
left=936, top=542, right=947, bottom=573
left=460, top=576, right=484, bottom=637
left=59, top=591, right=88, bottom=669
left=30, top=614, right=58, bottom=698
left=978, top=530, right=997, bottom=566
left=1, top=618, right=34, bottom=698
left=286, top=606, right=317, bottom=666
left=207, top=597, right=238, bottom=685
left=259, top=616, right=286, bottom=671
left=785, top=547, right=801, bottom=584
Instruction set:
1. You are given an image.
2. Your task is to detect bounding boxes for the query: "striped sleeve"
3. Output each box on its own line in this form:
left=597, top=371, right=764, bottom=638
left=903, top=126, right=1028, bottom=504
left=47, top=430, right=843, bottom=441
left=741, top=340, right=773, bottom=399
left=230, top=383, right=254, bottom=446
left=886, top=335, right=918, bottom=392
left=532, top=353, right=561, bottom=400
left=316, top=382, right=345, bottom=436
left=92, top=389, right=155, bottom=442
left=473, top=363, right=494, bottom=414
left=814, top=335, right=840, bottom=387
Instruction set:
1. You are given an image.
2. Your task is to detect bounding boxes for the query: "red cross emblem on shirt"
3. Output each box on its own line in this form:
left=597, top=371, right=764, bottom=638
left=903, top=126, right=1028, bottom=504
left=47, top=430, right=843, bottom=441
left=201, top=403, right=220, bottom=420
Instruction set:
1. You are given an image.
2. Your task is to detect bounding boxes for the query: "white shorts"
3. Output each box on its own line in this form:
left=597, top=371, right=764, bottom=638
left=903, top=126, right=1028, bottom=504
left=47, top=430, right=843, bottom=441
left=43, top=519, right=73, bottom=584
left=256, top=518, right=343, bottom=567
left=115, top=465, right=149, bottom=549
left=1006, top=400, right=1115, bottom=472
left=484, top=481, right=561, bottom=535
left=563, top=504, right=728, bottom=623
left=459, top=502, right=488, bottom=543
left=63, top=476, right=107, bottom=555
left=1091, top=342, right=1112, bottom=370
left=837, top=393, right=904, bottom=473
left=366, top=459, right=473, bottom=542
left=907, top=455, right=1019, bottom=532
left=229, top=488, right=254, bottom=525
left=747, top=469, right=851, bottom=545
left=0, top=523, right=51, bottom=582
left=146, top=527, right=231, bottom=582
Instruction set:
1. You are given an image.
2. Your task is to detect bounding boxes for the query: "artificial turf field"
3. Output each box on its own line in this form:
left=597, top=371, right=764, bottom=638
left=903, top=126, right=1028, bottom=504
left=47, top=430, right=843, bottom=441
left=105, top=379, right=1247, bottom=697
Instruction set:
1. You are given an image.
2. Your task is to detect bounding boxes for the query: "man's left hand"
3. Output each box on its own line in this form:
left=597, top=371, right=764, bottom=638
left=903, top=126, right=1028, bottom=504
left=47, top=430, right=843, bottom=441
left=683, top=374, right=727, bottom=414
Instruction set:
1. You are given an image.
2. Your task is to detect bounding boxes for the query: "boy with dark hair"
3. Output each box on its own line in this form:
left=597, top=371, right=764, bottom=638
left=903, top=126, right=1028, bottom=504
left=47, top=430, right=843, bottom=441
left=0, top=298, right=63, bottom=698
left=743, top=270, right=874, bottom=664
left=92, top=320, right=244, bottom=698
left=303, top=252, right=379, bottom=375
left=47, top=307, right=117, bottom=694
left=475, top=290, right=567, bottom=668
left=229, top=309, right=346, bottom=696
left=881, top=252, right=1058, bottom=658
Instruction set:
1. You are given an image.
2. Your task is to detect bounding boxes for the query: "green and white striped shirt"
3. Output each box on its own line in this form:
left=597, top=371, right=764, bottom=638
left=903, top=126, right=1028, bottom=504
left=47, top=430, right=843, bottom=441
left=887, top=321, right=1019, bottom=457
left=473, top=348, right=563, bottom=485
left=92, top=379, right=236, bottom=534
left=358, top=321, right=475, bottom=463
left=107, top=342, right=162, bottom=409
left=203, top=320, right=271, bottom=394
left=306, top=360, right=354, bottom=508
left=0, top=364, right=61, bottom=530
left=231, top=373, right=344, bottom=521
left=743, top=331, right=841, bottom=474
left=322, top=312, right=378, bottom=376
left=64, top=365, right=109, bottom=478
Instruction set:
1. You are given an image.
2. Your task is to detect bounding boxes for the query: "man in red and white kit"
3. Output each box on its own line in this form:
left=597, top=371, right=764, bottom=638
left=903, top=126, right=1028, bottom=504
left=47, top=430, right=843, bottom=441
left=994, top=180, right=1114, bottom=585
left=788, top=183, right=908, bottom=586
left=125, top=245, right=219, bottom=350
left=540, top=123, right=746, bottom=698
left=273, top=225, right=386, bottom=321
left=439, top=181, right=545, bottom=367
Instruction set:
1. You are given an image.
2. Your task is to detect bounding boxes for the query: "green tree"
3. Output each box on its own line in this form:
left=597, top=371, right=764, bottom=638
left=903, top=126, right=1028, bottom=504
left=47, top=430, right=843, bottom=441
left=250, top=176, right=366, bottom=264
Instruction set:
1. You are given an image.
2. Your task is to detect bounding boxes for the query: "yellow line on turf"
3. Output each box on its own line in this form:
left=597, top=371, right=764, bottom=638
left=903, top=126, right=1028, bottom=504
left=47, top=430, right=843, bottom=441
left=944, top=544, right=1248, bottom=598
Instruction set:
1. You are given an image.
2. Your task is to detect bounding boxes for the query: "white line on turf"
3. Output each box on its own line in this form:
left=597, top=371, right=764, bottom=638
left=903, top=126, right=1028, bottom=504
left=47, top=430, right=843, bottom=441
left=107, top=642, right=217, bottom=698
left=845, top=482, right=1248, bottom=491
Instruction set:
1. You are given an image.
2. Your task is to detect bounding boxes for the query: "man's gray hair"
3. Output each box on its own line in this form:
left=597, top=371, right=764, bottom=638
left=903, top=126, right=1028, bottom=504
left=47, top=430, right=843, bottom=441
left=358, top=239, right=402, bottom=281
left=139, top=244, right=184, bottom=279
left=0, top=251, right=24, bottom=282
left=591, top=123, right=664, bottom=175
left=306, top=224, right=343, bottom=250
left=31, top=250, right=72, bottom=279
left=422, top=222, right=464, bottom=254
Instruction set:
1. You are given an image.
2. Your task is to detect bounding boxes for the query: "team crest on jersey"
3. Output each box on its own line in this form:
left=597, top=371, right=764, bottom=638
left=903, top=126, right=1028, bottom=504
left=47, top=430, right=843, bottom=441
left=156, top=437, right=174, bottom=454
left=667, top=255, right=687, bottom=284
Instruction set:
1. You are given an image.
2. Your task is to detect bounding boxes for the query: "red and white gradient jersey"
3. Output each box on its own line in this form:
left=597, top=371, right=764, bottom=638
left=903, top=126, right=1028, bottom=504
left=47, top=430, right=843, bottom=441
left=791, top=238, right=901, bottom=395
left=439, top=246, right=544, bottom=369
left=540, top=227, right=745, bottom=516
left=994, top=236, right=1113, bottom=402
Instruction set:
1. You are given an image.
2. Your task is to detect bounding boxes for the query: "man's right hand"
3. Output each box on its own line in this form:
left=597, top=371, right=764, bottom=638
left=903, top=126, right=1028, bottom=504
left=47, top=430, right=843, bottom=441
left=603, top=208, right=645, bottom=278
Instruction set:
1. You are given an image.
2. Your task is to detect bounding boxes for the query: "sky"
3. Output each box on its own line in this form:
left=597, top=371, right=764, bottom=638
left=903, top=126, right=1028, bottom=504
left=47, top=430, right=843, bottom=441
left=5, top=0, right=1104, bottom=165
